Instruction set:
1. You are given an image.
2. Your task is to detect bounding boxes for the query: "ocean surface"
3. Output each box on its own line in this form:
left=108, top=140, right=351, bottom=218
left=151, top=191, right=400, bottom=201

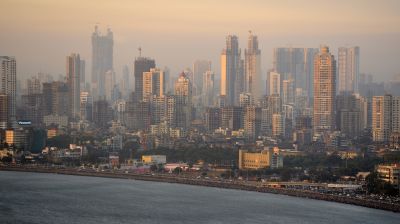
left=0, top=171, right=399, bottom=224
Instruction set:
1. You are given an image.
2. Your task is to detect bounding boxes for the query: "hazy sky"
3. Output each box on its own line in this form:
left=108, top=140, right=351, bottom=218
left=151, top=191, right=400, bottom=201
left=1, top=0, right=399, bottom=83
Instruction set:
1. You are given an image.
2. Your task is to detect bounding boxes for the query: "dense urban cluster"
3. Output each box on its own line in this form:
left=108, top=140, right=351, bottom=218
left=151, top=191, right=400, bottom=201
left=0, top=27, right=399, bottom=197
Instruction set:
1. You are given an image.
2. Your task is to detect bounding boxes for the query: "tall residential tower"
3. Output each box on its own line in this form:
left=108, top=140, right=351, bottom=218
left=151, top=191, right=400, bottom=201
left=244, top=32, right=262, bottom=100
left=66, top=53, right=81, bottom=119
left=221, top=35, right=243, bottom=106
left=338, top=46, right=360, bottom=94
left=313, top=46, right=336, bottom=135
left=0, top=56, right=16, bottom=128
left=134, top=57, right=156, bottom=102
left=91, top=26, right=113, bottom=99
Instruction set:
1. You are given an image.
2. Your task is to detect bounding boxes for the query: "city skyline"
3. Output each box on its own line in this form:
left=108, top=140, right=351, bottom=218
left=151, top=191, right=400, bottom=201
left=1, top=0, right=399, bottom=82
left=1, top=1, right=400, bottom=221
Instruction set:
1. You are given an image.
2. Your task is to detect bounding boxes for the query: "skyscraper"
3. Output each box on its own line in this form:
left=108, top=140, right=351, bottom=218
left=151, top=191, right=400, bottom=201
left=80, top=91, right=92, bottom=121
left=143, top=68, right=165, bottom=101
left=0, top=56, right=16, bottom=128
left=336, top=93, right=366, bottom=138
left=282, top=79, right=295, bottom=105
left=267, top=71, right=281, bottom=96
left=370, top=94, right=400, bottom=143
left=78, top=59, right=85, bottom=88
left=121, top=65, right=130, bottom=98
left=104, top=70, right=115, bottom=102
left=42, top=81, right=69, bottom=116
left=313, top=46, right=336, bottom=135
left=273, top=47, right=318, bottom=98
left=174, top=72, right=192, bottom=129
left=221, top=35, right=242, bottom=106
left=244, top=106, right=262, bottom=140
left=27, top=77, right=41, bottom=95
left=91, top=25, right=113, bottom=99
left=134, top=57, right=156, bottom=102
left=66, top=53, right=81, bottom=119
left=0, top=94, right=7, bottom=129
left=202, top=70, right=214, bottom=107
left=244, top=32, right=262, bottom=100
left=338, top=46, right=360, bottom=94
left=372, top=95, right=392, bottom=142
left=193, top=60, right=211, bottom=95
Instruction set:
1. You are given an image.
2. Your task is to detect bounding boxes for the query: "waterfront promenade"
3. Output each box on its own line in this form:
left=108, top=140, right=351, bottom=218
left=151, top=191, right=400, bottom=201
left=1, top=164, right=399, bottom=213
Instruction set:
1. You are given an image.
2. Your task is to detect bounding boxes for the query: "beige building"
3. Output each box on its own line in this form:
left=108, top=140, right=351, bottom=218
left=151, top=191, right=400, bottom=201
left=372, top=95, right=393, bottom=142
left=143, top=68, right=165, bottom=102
left=243, top=106, right=261, bottom=140
left=272, top=113, right=285, bottom=138
left=267, top=71, right=281, bottom=96
left=313, top=46, right=336, bottom=135
left=238, top=147, right=283, bottom=170
left=377, top=164, right=400, bottom=187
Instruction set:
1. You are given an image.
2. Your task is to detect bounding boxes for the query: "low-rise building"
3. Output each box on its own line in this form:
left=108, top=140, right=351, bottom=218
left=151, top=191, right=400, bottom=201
left=142, top=155, right=167, bottom=164
left=238, top=147, right=283, bottom=170
left=5, top=128, right=29, bottom=150
left=109, top=153, right=120, bottom=168
left=377, top=164, right=400, bottom=187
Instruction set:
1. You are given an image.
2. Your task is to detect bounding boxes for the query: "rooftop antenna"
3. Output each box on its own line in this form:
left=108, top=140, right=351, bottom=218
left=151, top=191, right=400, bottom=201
left=138, top=47, right=142, bottom=57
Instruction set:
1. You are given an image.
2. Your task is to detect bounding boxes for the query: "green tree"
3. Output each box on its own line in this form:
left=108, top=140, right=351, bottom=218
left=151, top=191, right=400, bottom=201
left=173, top=167, right=183, bottom=174
left=366, top=172, right=381, bottom=194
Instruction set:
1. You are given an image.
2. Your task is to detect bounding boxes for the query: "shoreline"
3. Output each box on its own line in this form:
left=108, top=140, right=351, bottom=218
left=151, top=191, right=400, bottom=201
left=1, top=166, right=399, bottom=213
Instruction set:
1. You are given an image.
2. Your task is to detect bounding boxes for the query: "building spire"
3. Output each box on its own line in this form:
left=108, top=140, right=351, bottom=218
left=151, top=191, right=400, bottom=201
left=138, top=47, right=142, bottom=57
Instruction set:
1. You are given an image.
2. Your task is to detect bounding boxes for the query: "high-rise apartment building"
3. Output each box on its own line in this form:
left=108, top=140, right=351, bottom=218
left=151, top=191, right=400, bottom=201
left=267, top=71, right=281, bottom=96
left=245, top=32, right=262, bottom=101
left=66, top=53, right=81, bottom=119
left=221, top=106, right=243, bottom=131
left=205, top=107, right=221, bottom=131
left=313, top=46, right=336, bottom=135
left=104, top=70, right=115, bottom=102
left=27, top=77, right=41, bottom=95
left=244, top=106, right=262, bottom=140
left=0, top=56, right=16, bottom=128
left=92, top=99, right=112, bottom=128
left=273, top=47, right=318, bottom=98
left=221, top=35, right=243, bottom=106
left=202, top=71, right=215, bottom=107
left=272, top=113, right=285, bottom=138
left=370, top=95, right=400, bottom=142
left=91, top=26, right=113, bottom=99
left=239, top=92, right=253, bottom=107
left=282, top=79, right=295, bottom=105
left=42, top=81, right=69, bottom=116
left=0, top=94, right=7, bottom=129
left=121, top=65, right=130, bottom=98
left=21, top=93, right=43, bottom=127
left=174, top=72, right=192, bottom=129
left=80, top=59, right=86, bottom=89
left=336, top=93, right=366, bottom=138
left=338, top=47, right=360, bottom=94
left=193, top=60, right=211, bottom=96
left=134, top=57, right=156, bottom=102
left=143, top=68, right=165, bottom=102
left=80, top=91, right=92, bottom=121
left=372, top=95, right=392, bottom=142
